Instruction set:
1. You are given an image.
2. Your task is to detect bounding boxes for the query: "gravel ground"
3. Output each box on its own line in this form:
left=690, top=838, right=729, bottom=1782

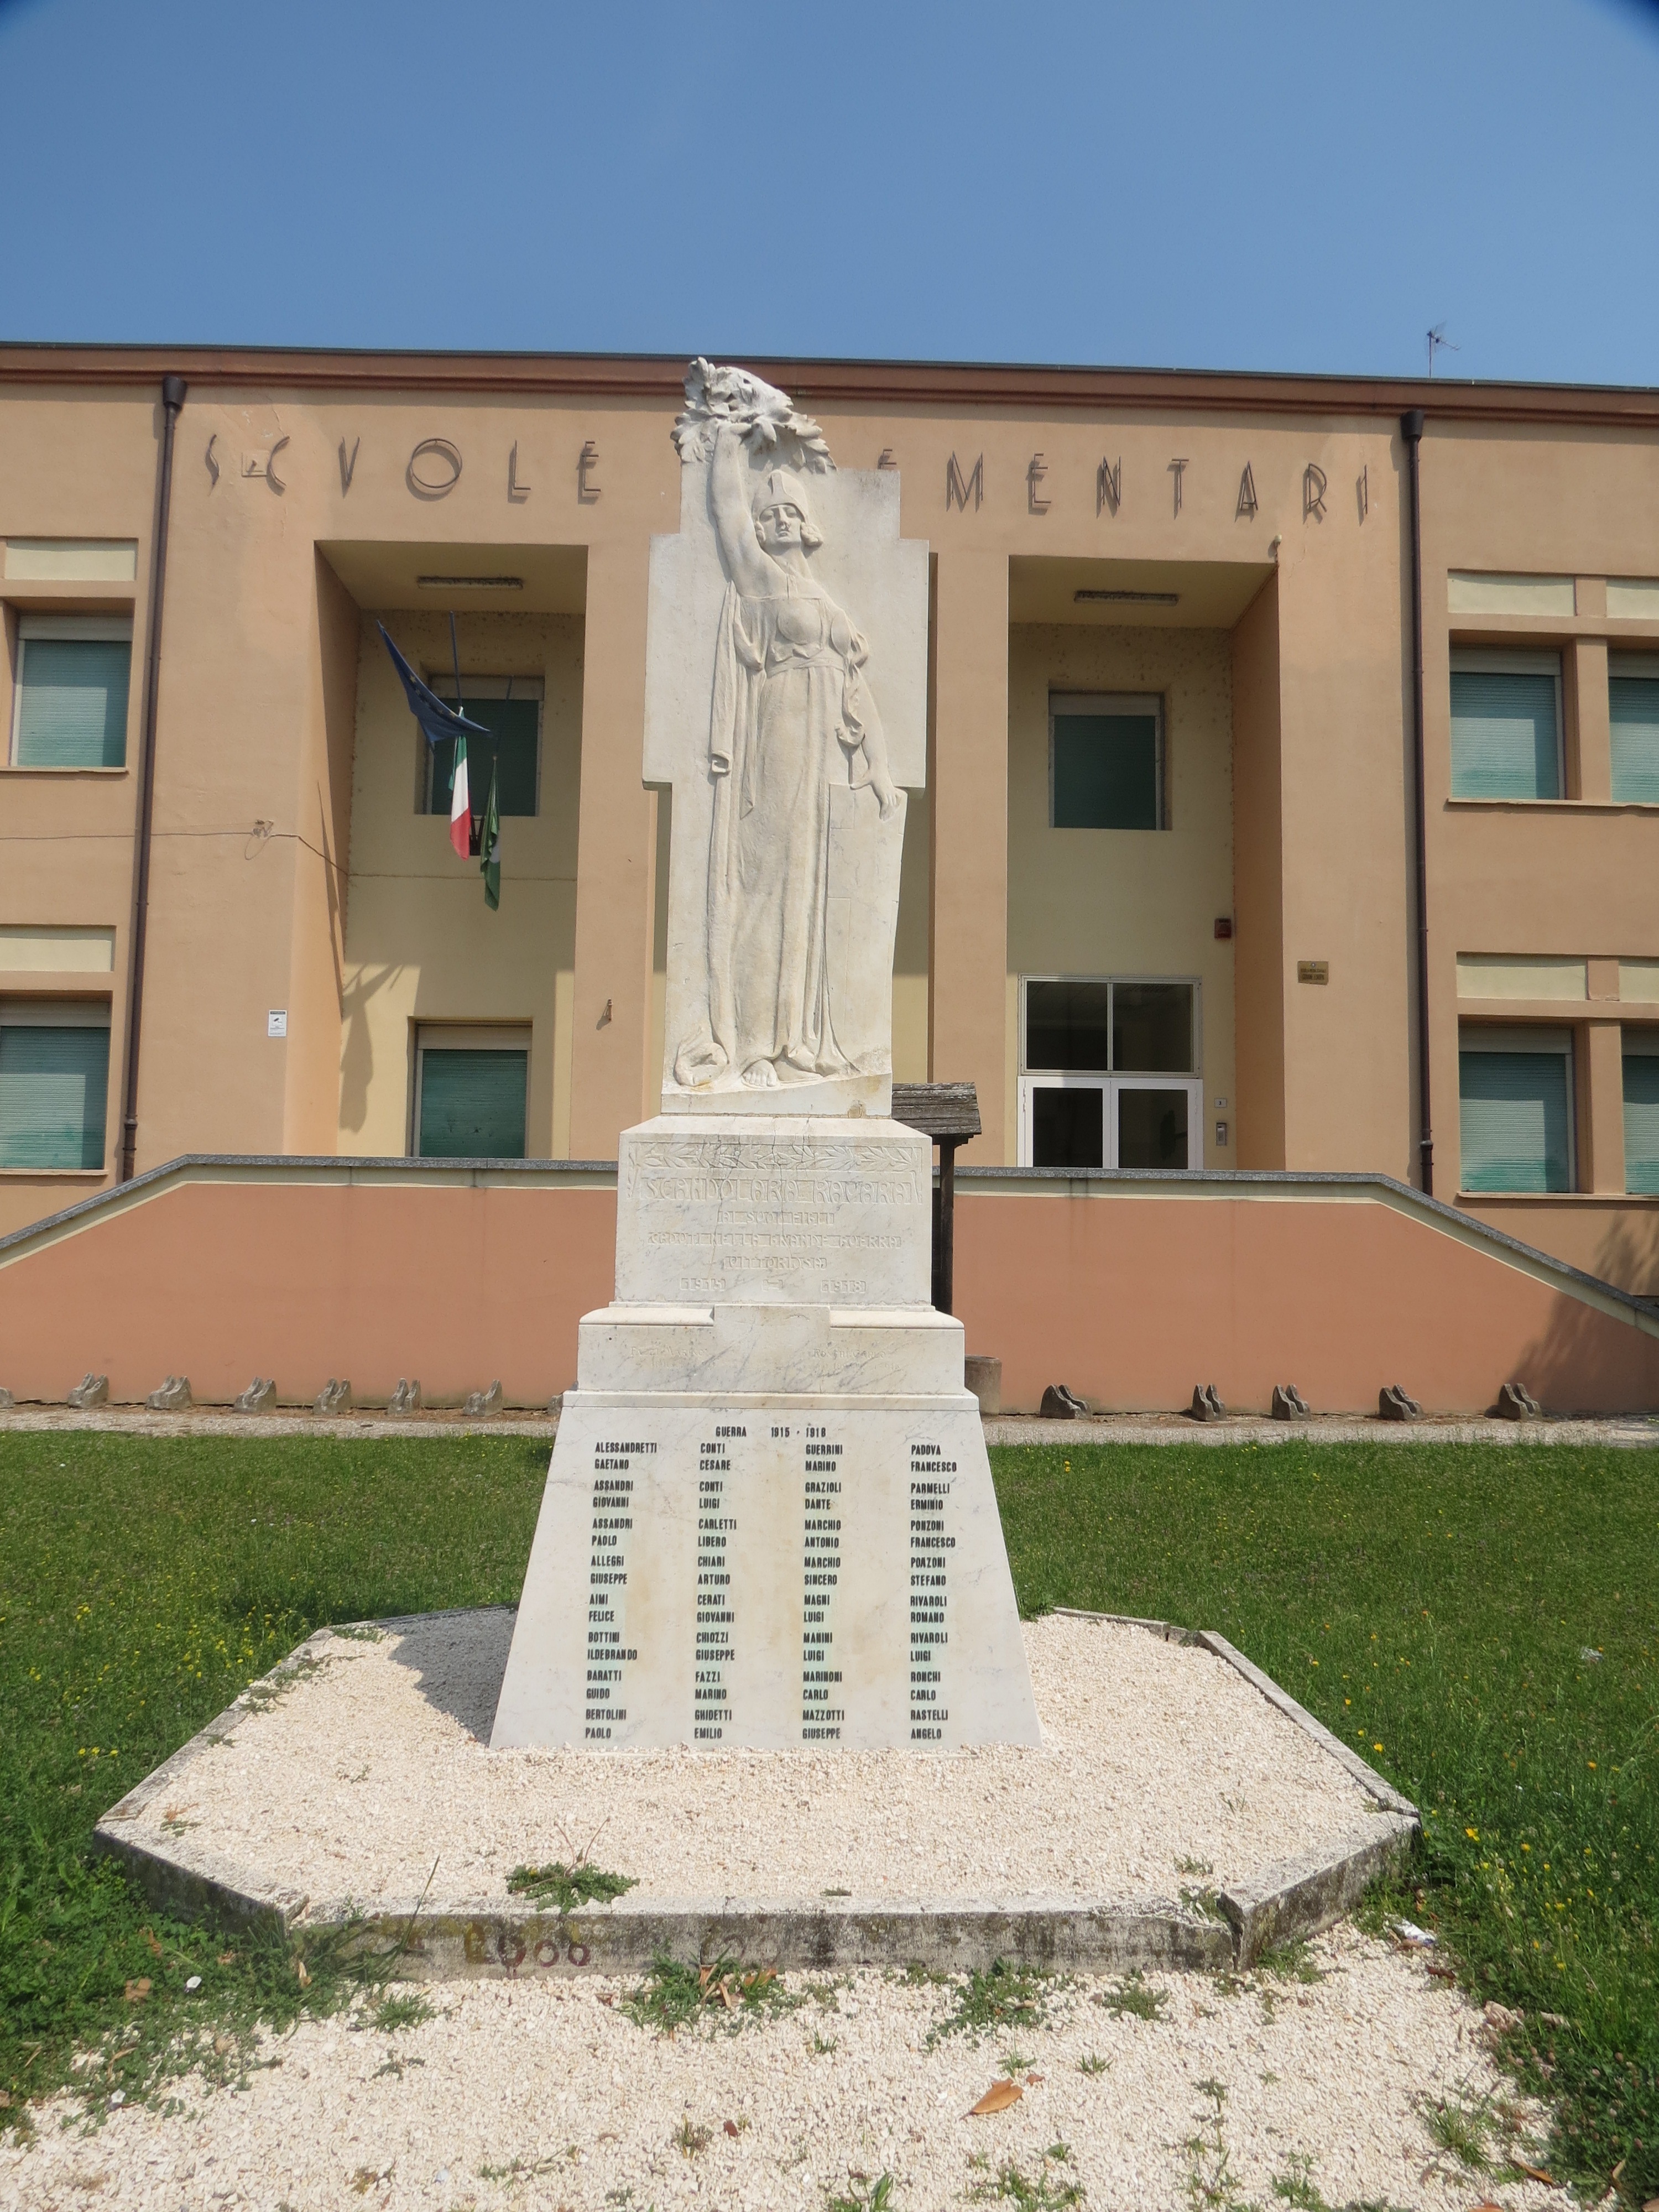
left=0, top=1927, right=1559, bottom=2212
left=3, top=1404, right=1655, bottom=1444
left=126, top=1616, right=1384, bottom=1912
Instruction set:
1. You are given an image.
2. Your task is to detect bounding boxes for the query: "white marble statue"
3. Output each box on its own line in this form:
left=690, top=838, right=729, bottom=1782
left=645, top=362, right=928, bottom=1117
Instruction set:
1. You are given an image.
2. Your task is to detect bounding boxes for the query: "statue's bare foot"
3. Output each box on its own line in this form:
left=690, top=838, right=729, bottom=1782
left=741, top=1058, right=780, bottom=1089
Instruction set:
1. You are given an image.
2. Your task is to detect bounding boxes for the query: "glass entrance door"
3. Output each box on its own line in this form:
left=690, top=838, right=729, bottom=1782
left=1020, top=1072, right=1202, bottom=1169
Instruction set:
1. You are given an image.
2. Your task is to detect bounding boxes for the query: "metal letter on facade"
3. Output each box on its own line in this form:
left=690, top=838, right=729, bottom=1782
left=1168, top=458, right=1188, bottom=517
left=1303, top=462, right=1328, bottom=521
left=1097, top=456, right=1121, bottom=515
left=946, top=452, right=983, bottom=511
left=1026, top=453, right=1051, bottom=513
left=577, top=440, right=601, bottom=503
left=508, top=441, right=531, bottom=502
left=1235, top=463, right=1258, bottom=520
left=338, top=436, right=361, bottom=495
left=205, top=434, right=220, bottom=489
left=408, top=439, right=463, bottom=499
left=877, top=447, right=898, bottom=469
left=1357, top=463, right=1369, bottom=522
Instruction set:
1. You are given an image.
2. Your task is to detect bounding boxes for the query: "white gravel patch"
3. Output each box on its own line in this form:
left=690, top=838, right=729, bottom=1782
left=124, top=1614, right=1385, bottom=1912
left=0, top=1929, right=1559, bottom=2212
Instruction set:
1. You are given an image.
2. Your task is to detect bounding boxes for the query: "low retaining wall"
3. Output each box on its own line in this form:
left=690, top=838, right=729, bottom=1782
left=2, top=1155, right=1657, bottom=1414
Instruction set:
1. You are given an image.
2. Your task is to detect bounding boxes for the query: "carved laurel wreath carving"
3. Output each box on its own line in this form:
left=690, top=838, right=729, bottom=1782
left=671, top=358, right=834, bottom=475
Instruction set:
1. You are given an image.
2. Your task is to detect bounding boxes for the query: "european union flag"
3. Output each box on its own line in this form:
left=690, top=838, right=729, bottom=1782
left=377, top=622, right=491, bottom=749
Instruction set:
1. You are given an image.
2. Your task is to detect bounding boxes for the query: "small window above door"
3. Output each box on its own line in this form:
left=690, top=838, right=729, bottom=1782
left=1048, top=692, right=1164, bottom=830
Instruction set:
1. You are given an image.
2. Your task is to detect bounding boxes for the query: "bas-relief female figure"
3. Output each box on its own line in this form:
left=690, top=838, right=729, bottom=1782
left=673, top=416, right=901, bottom=1093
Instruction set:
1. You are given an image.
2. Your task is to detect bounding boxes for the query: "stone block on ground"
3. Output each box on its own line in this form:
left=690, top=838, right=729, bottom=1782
left=234, top=1377, right=277, bottom=1414
left=0, top=1386, right=13, bottom=1410
left=1492, top=1379, right=1542, bottom=1420
left=314, top=1378, right=352, bottom=1416
left=387, top=1379, right=422, bottom=1415
left=66, top=1373, right=108, bottom=1409
left=964, top=1354, right=1001, bottom=1415
left=1379, top=1384, right=1422, bottom=1422
left=145, top=1375, right=192, bottom=1412
left=1188, top=1383, right=1227, bottom=1422
left=462, top=1380, right=503, bottom=1418
left=1040, top=1383, right=1087, bottom=1419
left=1271, top=1383, right=1311, bottom=1420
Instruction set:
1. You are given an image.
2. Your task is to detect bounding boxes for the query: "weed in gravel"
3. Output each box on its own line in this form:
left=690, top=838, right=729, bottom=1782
left=827, top=2176, right=896, bottom=2212
left=893, top=1960, right=953, bottom=1987
left=811, top=2031, right=840, bottom=2055
left=623, top=1955, right=802, bottom=2037
left=505, top=1860, right=638, bottom=1913
left=1176, top=1856, right=1214, bottom=1878
left=1094, top=1969, right=1168, bottom=2022
left=1254, top=1938, right=1323, bottom=1985
left=929, top=1958, right=1062, bottom=2046
left=371, top=2050, right=424, bottom=2079
left=1076, top=2052, right=1110, bottom=2075
left=967, top=2146, right=1085, bottom=2208
left=371, top=1990, right=435, bottom=2033
left=1183, top=2077, right=1253, bottom=2212
left=674, top=2117, right=712, bottom=2157
left=1000, top=2047, right=1034, bottom=2073
left=479, top=2153, right=563, bottom=2181
left=1421, top=2088, right=1492, bottom=2173
left=1178, top=1882, right=1227, bottom=1923
left=1270, top=2152, right=1408, bottom=2212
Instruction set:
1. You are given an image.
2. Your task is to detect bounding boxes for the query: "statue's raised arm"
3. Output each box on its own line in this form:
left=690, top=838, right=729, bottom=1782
left=707, top=420, right=774, bottom=597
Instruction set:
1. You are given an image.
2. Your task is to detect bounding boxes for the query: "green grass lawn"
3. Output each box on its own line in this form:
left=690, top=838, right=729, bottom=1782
left=0, top=1431, right=1653, bottom=2202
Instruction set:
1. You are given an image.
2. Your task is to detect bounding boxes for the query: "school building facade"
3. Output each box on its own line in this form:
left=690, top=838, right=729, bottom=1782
left=3, top=343, right=1659, bottom=1412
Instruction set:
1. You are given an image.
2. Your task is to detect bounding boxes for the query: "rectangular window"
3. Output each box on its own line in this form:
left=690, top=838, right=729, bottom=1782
left=1609, top=654, right=1659, bottom=805
left=1458, top=1025, right=1573, bottom=1193
left=1623, top=1032, right=1659, bottom=1195
left=413, top=1025, right=530, bottom=1159
left=0, top=999, right=111, bottom=1168
left=1019, top=976, right=1200, bottom=1168
left=421, top=677, right=542, bottom=822
left=10, top=617, right=132, bottom=769
left=1049, top=692, right=1164, bottom=830
left=1449, top=650, right=1562, bottom=800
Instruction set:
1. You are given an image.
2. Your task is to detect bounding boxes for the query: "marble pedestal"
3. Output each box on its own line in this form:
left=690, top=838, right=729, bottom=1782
left=491, top=1119, right=1040, bottom=1751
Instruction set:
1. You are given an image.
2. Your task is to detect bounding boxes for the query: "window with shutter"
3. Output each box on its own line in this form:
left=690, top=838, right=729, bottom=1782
left=1449, top=652, right=1562, bottom=800
left=425, top=679, right=542, bottom=820
left=1458, top=1027, right=1573, bottom=1192
left=11, top=619, right=132, bottom=769
left=1048, top=693, right=1164, bottom=829
left=1609, top=657, right=1659, bottom=804
left=415, top=1040, right=529, bottom=1158
left=0, top=1003, right=111, bottom=1168
left=1622, top=1035, right=1659, bottom=1195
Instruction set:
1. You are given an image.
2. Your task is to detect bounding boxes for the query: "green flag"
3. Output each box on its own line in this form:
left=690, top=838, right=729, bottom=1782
left=480, top=758, right=501, bottom=910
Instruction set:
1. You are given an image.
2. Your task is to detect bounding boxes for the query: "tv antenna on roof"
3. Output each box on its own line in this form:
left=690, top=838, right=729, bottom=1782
left=1427, top=323, right=1459, bottom=375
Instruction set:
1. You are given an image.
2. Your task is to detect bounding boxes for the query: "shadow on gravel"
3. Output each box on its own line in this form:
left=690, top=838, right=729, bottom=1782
left=383, top=1606, right=514, bottom=1740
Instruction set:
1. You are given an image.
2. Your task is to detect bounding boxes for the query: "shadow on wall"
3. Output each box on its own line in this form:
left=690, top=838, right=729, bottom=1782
left=1517, top=1212, right=1659, bottom=1414
left=338, top=963, right=408, bottom=1139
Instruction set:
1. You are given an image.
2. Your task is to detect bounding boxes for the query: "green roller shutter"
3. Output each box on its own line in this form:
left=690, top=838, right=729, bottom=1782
left=1449, top=670, right=1559, bottom=799
left=1623, top=1049, right=1659, bottom=1194
left=14, top=639, right=131, bottom=768
left=1610, top=676, right=1659, bottom=804
left=0, top=1025, right=111, bottom=1167
left=1458, top=1050, right=1572, bottom=1192
left=428, top=698, right=539, bottom=819
left=417, top=1048, right=528, bottom=1158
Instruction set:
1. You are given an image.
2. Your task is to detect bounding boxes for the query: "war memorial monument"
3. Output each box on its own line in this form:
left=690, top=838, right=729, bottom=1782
left=492, top=363, right=1041, bottom=1751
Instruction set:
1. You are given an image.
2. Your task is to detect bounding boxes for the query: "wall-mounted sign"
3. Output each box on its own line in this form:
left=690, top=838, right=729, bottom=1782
left=267, top=1008, right=288, bottom=1037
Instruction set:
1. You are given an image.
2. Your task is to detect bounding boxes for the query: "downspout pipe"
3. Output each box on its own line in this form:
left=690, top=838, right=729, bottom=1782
left=118, top=373, right=187, bottom=1185
left=1401, top=408, right=1433, bottom=1196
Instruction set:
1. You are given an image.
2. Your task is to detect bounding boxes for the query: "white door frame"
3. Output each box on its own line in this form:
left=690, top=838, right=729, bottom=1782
left=1018, top=1072, right=1204, bottom=1168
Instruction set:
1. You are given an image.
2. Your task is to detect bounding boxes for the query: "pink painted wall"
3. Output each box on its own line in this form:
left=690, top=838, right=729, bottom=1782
left=2, top=1168, right=1655, bottom=1415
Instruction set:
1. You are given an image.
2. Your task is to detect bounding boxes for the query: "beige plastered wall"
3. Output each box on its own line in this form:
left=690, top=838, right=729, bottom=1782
left=1004, top=622, right=1235, bottom=1162
left=340, top=609, right=582, bottom=1158
left=1418, top=422, right=1659, bottom=1289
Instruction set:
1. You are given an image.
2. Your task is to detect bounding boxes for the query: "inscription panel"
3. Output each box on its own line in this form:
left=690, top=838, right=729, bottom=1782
left=492, top=1396, right=1039, bottom=1751
left=614, top=1118, right=932, bottom=1307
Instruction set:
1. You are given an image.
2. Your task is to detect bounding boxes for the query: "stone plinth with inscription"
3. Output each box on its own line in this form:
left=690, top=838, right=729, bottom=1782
left=491, top=363, right=1038, bottom=1753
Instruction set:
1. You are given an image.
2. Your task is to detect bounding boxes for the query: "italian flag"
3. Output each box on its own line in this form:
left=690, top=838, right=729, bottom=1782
left=448, top=737, right=471, bottom=859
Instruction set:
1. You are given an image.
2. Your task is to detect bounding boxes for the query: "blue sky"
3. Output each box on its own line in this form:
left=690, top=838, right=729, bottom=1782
left=4, top=0, right=1658, bottom=384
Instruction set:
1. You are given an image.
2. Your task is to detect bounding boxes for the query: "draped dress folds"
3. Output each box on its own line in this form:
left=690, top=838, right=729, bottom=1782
left=695, top=565, right=888, bottom=1082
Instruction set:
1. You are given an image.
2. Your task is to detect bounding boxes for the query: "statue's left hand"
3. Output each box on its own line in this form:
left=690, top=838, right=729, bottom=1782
left=872, top=774, right=900, bottom=821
